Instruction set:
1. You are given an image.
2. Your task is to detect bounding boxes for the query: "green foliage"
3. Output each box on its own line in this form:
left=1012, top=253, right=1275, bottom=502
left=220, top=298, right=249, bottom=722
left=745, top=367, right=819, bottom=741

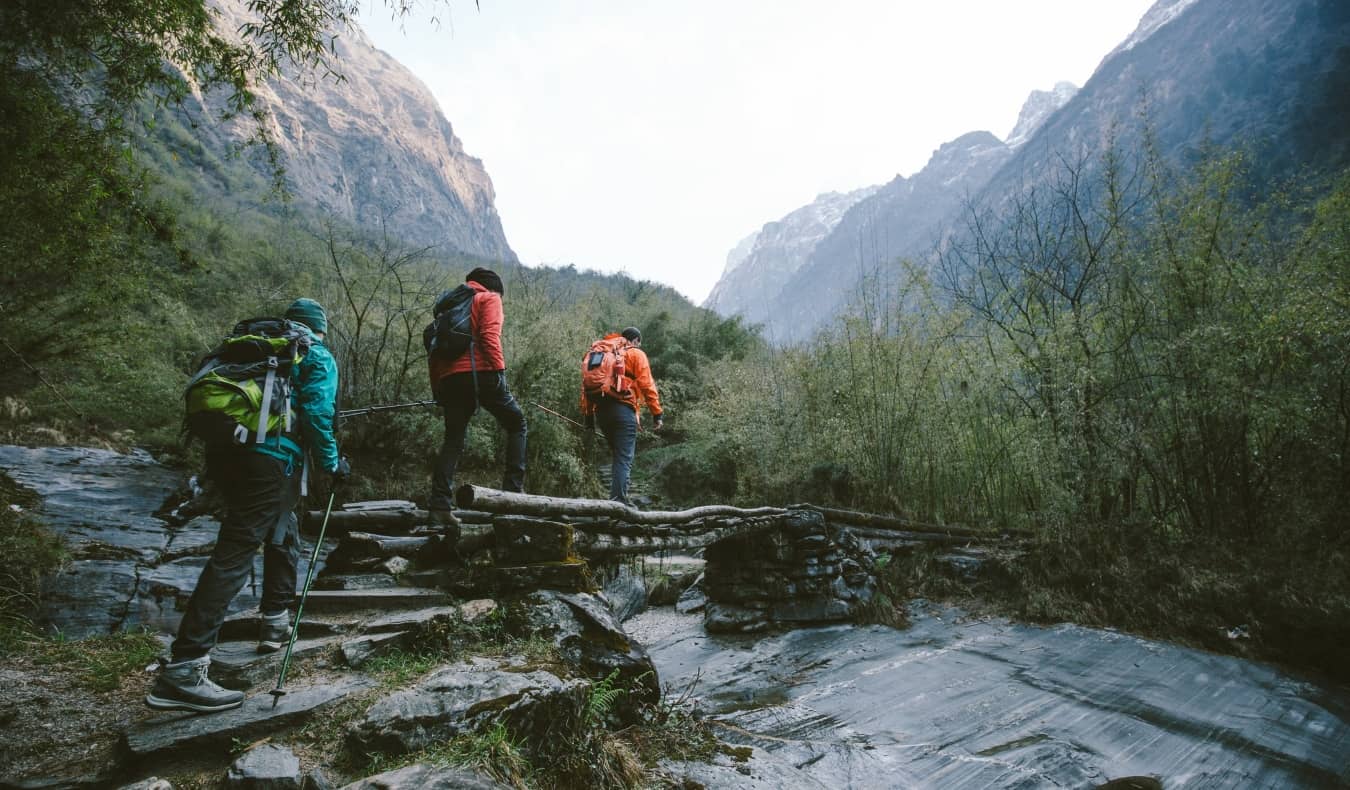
left=2, top=627, right=162, bottom=692
left=0, top=473, right=65, bottom=630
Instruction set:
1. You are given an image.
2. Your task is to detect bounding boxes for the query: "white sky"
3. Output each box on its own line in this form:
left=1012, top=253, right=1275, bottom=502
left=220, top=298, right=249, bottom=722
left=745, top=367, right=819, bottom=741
left=356, top=1, right=1157, bottom=304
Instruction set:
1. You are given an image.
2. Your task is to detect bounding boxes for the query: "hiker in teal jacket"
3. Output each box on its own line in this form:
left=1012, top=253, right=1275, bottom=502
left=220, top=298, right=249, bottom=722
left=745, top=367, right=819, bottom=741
left=146, top=298, right=351, bottom=713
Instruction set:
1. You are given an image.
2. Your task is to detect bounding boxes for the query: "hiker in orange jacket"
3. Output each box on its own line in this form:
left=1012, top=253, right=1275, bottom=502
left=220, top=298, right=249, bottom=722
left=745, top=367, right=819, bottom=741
left=579, top=327, right=662, bottom=504
left=427, top=268, right=527, bottom=527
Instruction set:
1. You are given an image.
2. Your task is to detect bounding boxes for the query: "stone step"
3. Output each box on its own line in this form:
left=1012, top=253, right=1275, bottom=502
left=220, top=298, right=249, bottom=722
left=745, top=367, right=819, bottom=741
left=340, top=631, right=410, bottom=668
left=312, top=573, right=400, bottom=591
left=219, top=611, right=355, bottom=641
left=299, top=588, right=453, bottom=614
left=124, top=676, right=376, bottom=762
left=211, top=635, right=344, bottom=690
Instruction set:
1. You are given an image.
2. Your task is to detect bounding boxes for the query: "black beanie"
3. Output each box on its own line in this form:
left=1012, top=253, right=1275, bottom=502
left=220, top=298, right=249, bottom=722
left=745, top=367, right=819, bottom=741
left=621, top=327, right=642, bottom=342
left=466, top=267, right=504, bottom=295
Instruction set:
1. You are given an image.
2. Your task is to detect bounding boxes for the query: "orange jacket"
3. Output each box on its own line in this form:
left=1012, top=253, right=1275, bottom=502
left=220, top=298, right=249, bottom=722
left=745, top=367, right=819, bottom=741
left=428, top=281, right=506, bottom=386
left=579, top=334, right=662, bottom=421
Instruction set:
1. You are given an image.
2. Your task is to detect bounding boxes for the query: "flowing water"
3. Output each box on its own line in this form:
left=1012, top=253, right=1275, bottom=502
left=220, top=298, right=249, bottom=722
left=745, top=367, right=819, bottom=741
left=629, top=601, right=1350, bottom=788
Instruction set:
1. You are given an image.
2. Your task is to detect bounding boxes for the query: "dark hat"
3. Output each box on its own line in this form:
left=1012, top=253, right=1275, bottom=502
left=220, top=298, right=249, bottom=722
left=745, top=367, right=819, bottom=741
left=284, top=298, right=327, bottom=334
left=466, top=267, right=504, bottom=295
left=621, top=326, right=642, bottom=342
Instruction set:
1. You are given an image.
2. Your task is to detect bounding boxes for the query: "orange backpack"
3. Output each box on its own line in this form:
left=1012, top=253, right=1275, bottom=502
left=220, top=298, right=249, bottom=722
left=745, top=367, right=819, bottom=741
left=581, top=336, right=630, bottom=401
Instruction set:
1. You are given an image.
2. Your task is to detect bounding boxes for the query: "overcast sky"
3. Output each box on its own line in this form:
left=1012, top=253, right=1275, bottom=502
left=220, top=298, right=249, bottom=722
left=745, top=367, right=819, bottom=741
left=356, top=0, right=1157, bottom=304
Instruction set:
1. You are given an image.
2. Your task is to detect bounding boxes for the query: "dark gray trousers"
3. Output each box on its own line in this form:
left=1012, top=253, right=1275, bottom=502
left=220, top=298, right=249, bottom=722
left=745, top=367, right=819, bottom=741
left=596, top=398, right=638, bottom=503
left=429, top=371, right=528, bottom=510
left=171, top=450, right=299, bottom=661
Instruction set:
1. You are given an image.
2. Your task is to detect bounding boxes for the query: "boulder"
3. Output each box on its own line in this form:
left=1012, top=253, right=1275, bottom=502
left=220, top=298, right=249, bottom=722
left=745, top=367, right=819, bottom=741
left=601, top=565, right=647, bottom=622
left=523, top=591, right=660, bottom=720
left=675, top=576, right=707, bottom=614
left=346, top=658, right=586, bottom=758
left=225, top=743, right=302, bottom=789
left=116, top=779, right=174, bottom=790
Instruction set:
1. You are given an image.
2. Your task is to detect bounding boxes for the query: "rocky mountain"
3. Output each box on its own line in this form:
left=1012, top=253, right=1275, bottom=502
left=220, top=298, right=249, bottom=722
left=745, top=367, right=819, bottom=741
left=706, top=0, right=1350, bottom=342
left=705, top=84, right=1073, bottom=340
left=1005, top=81, right=1079, bottom=149
left=182, top=0, right=515, bottom=262
left=703, top=186, right=878, bottom=327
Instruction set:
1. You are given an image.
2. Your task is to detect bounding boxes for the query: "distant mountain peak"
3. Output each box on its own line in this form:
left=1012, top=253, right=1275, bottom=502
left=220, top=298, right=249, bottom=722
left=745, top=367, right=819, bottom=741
left=1005, top=81, right=1079, bottom=148
left=1103, top=0, right=1203, bottom=64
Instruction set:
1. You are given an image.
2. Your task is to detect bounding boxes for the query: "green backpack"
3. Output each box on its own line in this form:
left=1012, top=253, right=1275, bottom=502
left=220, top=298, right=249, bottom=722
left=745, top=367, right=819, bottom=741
left=184, top=318, right=313, bottom=447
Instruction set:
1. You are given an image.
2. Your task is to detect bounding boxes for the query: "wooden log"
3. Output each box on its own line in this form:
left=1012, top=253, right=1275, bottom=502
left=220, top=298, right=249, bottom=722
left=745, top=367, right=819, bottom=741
left=304, top=508, right=495, bottom=530
left=791, top=503, right=1031, bottom=539
left=455, top=485, right=787, bottom=526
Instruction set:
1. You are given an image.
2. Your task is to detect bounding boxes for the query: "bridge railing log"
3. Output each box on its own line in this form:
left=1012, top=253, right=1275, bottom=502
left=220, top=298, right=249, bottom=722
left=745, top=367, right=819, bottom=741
left=791, top=503, right=1031, bottom=540
left=455, top=485, right=786, bottom=526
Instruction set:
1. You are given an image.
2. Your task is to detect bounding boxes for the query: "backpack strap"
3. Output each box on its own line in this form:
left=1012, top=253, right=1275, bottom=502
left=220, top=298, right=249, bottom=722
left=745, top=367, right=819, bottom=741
left=256, top=356, right=279, bottom=444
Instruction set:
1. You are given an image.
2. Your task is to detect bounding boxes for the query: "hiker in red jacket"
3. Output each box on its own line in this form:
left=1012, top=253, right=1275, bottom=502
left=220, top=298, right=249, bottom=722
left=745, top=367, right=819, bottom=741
left=427, top=268, right=527, bottom=527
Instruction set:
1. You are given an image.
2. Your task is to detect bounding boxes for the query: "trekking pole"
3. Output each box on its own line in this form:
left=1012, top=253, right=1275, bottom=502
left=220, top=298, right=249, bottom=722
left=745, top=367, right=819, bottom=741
left=529, top=401, right=587, bottom=430
left=269, top=488, right=336, bottom=709
left=337, top=399, right=438, bottom=420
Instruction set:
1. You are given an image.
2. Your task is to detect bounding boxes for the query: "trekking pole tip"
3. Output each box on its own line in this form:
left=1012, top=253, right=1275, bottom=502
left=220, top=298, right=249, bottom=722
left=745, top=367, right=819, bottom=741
left=269, top=688, right=287, bottom=709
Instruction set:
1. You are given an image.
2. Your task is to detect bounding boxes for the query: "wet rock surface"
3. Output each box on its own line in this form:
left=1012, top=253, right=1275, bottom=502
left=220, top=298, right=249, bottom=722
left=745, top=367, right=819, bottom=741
left=0, top=446, right=324, bottom=637
left=636, top=602, right=1350, bottom=788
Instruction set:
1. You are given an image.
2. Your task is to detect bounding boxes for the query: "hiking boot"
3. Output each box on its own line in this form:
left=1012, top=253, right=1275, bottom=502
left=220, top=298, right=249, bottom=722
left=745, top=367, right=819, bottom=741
left=428, top=509, right=462, bottom=543
left=144, top=656, right=245, bottom=713
left=257, top=609, right=293, bottom=653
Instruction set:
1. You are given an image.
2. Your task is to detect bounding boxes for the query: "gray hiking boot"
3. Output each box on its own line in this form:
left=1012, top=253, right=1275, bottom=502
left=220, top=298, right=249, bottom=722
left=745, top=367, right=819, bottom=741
left=257, top=609, right=293, bottom=653
left=144, top=656, right=245, bottom=713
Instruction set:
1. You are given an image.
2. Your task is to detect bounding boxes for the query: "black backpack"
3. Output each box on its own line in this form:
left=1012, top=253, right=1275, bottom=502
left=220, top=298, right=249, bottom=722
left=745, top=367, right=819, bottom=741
left=423, top=284, right=476, bottom=360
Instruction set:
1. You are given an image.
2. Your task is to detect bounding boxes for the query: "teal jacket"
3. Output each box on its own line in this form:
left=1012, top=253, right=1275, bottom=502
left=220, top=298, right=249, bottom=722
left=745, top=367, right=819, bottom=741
left=253, top=326, right=340, bottom=472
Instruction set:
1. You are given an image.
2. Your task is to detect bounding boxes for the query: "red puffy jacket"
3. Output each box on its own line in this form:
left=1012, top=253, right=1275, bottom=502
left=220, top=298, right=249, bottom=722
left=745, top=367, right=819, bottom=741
left=428, top=280, right=506, bottom=386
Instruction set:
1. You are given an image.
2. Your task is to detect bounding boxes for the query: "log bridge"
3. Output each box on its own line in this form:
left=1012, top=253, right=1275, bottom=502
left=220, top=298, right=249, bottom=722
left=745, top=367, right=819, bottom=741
left=306, top=485, right=1023, bottom=633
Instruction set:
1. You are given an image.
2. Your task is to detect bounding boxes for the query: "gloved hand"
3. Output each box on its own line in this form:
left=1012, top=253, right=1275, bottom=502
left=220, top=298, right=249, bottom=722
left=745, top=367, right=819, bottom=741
left=328, top=456, right=353, bottom=489
left=653, top=414, right=665, bottom=431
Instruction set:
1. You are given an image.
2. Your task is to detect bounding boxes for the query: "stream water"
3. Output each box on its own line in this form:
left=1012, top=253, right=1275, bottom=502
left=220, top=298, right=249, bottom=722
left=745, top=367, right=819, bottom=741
left=629, top=602, right=1350, bottom=788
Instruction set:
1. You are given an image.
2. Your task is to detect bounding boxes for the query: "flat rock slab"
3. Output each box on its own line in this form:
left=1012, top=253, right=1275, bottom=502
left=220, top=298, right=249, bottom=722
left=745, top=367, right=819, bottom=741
left=346, top=658, right=586, bottom=757
left=341, top=631, right=408, bottom=668
left=300, top=588, right=452, bottom=614
left=338, top=763, right=509, bottom=789
left=211, top=636, right=343, bottom=690
left=219, top=612, right=354, bottom=641
left=125, top=676, right=376, bottom=761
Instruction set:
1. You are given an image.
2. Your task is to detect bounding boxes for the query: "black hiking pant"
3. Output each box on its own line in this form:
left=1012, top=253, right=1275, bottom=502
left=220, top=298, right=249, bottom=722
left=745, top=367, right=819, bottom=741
left=429, top=371, right=528, bottom=510
left=171, top=450, right=300, bottom=661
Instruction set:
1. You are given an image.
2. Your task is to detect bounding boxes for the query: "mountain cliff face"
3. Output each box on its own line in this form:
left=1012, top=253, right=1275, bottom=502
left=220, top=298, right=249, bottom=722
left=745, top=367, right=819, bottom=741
left=704, top=0, right=1350, bottom=342
left=703, top=187, right=878, bottom=326
left=186, top=0, right=515, bottom=262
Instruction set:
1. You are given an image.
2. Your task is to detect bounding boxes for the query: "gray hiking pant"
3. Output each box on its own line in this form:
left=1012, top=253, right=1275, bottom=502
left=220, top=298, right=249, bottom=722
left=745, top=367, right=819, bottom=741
left=596, top=398, right=638, bottom=504
left=171, top=450, right=299, bottom=661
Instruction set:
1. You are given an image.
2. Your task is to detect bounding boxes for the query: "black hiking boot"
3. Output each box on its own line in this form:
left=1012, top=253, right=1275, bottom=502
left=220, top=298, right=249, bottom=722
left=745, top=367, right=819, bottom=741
left=257, top=609, right=292, bottom=653
left=144, top=656, right=245, bottom=713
